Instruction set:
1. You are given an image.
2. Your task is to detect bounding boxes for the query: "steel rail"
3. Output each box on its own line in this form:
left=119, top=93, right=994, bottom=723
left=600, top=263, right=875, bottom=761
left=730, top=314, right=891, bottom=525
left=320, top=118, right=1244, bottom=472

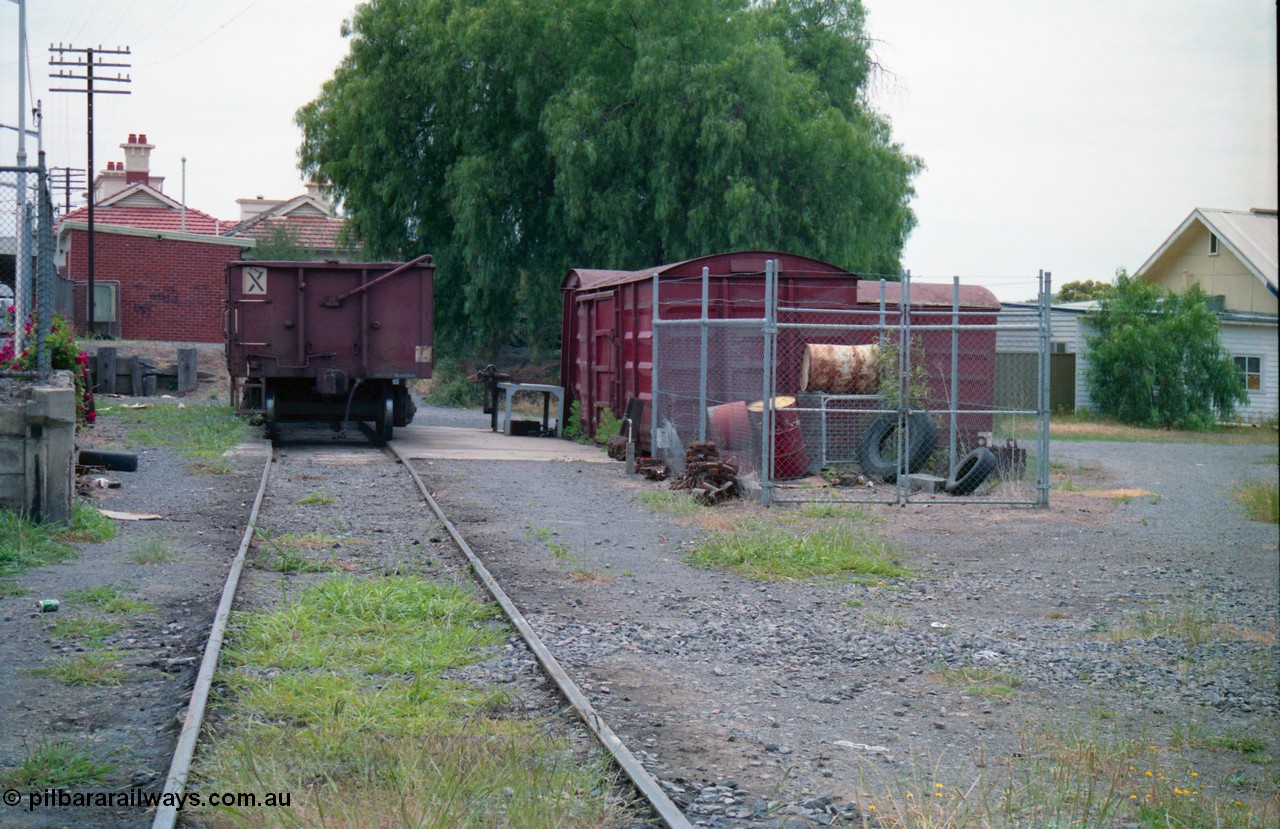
left=387, top=442, right=694, bottom=829
left=151, top=439, right=274, bottom=829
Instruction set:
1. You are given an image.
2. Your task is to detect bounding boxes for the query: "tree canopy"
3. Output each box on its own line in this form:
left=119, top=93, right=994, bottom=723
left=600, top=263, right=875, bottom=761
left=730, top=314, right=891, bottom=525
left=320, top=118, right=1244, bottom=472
left=1056, top=279, right=1113, bottom=303
left=1084, top=272, right=1247, bottom=430
left=297, top=0, right=921, bottom=350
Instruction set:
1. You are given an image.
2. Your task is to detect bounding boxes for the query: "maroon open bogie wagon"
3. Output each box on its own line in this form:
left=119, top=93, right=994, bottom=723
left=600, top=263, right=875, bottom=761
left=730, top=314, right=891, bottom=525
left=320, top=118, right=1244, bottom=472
left=226, top=256, right=435, bottom=441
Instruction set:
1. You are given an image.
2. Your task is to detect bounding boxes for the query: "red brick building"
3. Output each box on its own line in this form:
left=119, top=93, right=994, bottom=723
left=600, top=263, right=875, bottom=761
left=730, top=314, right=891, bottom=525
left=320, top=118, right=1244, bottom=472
left=56, top=133, right=349, bottom=342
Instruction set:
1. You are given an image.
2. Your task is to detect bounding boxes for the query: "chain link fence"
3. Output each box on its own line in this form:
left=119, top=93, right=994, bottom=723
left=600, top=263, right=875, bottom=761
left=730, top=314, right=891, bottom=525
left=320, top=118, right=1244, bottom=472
left=2, top=160, right=57, bottom=380
left=652, top=265, right=1051, bottom=506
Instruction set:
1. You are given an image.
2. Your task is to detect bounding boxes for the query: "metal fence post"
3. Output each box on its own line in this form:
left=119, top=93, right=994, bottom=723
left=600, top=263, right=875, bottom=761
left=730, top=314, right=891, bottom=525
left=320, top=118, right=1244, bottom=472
left=949, top=276, right=960, bottom=480
left=760, top=260, right=776, bottom=505
left=651, top=271, right=660, bottom=461
left=698, top=266, right=709, bottom=441
left=36, top=155, right=54, bottom=380
left=1037, top=270, right=1052, bottom=507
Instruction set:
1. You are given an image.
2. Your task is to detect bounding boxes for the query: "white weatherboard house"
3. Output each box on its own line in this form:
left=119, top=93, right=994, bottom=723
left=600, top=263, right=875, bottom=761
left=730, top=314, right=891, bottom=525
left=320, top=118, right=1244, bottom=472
left=997, top=207, right=1278, bottom=421
left=1136, top=208, right=1278, bottom=422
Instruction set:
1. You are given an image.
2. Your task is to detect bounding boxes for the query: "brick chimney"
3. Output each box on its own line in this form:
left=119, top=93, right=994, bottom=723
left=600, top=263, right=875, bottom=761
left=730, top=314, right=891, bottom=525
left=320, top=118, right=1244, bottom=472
left=121, top=133, right=155, bottom=185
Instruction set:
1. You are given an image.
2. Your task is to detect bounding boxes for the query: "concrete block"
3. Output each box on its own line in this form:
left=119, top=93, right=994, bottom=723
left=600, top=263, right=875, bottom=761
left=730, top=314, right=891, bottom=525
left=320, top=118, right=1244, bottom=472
left=26, top=386, right=76, bottom=425
left=0, top=436, right=25, bottom=471
left=0, top=403, right=27, bottom=437
left=908, top=473, right=947, bottom=494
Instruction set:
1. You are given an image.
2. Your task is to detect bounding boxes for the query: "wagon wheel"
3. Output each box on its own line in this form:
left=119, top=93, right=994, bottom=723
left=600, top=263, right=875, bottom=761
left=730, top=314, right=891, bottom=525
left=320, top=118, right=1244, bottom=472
left=377, top=385, right=395, bottom=443
left=263, top=384, right=279, bottom=442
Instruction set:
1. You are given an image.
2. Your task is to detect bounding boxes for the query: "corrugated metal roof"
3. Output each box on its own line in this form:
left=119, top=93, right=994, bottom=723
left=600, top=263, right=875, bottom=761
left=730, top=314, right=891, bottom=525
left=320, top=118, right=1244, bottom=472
left=1199, top=208, right=1278, bottom=289
left=1137, top=207, right=1278, bottom=292
left=565, top=251, right=852, bottom=292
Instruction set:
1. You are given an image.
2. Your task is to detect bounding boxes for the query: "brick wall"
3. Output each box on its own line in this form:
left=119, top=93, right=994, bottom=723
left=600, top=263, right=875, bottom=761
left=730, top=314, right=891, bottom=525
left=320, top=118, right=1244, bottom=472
left=62, top=229, right=247, bottom=342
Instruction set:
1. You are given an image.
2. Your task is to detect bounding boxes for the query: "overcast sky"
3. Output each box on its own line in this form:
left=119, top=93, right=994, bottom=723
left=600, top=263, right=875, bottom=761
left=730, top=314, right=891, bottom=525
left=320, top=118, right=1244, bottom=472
left=3, top=0, right=1275, bottom=302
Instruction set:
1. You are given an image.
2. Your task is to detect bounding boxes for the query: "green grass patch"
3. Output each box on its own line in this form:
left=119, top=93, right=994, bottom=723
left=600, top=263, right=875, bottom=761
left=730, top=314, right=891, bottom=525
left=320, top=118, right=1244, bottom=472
left=1105, top=602, right=1259, bottom=648
left=258, top=549, right=336, bottom=574
left=65, top=584, right=153, bottom=615
left=59, top=501, right=117, bottom=543
left=130, top=537, right=179, bottom=564
left=225, top=576, right=503, bottom=675
left=686, top=520, right=911, bottom=581
left=49, top=616, right=123, bottom=643
left=198, top=574, right=624, bottom=826
left=295, top=492, right=338, bottom=506
left=1233, top=478, right=1279, bottom=523
left=0, top=511, right=75, bottom=574
left=2, top=739, right=120, bottom=788
left=638, top=490, right=704, bottom=518
left=103, top=402, right=251, bottom=461
left=32, top=650, right=128, bottom=686
left=0, top=578, right=30, bottom=597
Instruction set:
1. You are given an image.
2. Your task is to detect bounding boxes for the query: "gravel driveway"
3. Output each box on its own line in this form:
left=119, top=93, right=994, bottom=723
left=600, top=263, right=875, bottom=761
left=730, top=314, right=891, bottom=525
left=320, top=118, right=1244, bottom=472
left=421, top=405, right=1278, bottom=826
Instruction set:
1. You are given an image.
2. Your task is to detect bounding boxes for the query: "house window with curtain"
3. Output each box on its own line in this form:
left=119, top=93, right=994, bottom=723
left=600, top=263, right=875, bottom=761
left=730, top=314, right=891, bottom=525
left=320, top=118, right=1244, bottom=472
left=1209, top=233, right=1219, bottom=255
left=1234, top=355, right=1262, bottom=391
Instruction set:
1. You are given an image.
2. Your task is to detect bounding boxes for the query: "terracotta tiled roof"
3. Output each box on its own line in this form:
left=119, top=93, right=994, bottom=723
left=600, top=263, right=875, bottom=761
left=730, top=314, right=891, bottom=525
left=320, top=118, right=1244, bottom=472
left=60, top=203, right=226, bottom=236
left=231, top=214, right=348, bottom=249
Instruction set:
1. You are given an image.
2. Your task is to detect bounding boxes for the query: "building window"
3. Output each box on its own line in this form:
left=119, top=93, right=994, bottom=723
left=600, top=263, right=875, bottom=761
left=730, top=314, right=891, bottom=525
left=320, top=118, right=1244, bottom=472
left=1209, top=233, right=1219, bottom=255
left=1234, top=355, right=1261, bottom=392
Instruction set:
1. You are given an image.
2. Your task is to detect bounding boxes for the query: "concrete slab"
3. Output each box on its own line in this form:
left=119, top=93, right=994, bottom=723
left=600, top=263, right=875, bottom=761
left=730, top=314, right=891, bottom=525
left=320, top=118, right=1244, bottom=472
left=394, top=424, right=613, bottom=463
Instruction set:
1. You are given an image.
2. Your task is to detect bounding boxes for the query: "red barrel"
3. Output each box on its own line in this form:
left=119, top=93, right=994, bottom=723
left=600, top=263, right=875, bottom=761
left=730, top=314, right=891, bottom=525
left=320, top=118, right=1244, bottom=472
left=707, top=401, right=751, bottom=449
left=748, top=396, right=809, bottom=479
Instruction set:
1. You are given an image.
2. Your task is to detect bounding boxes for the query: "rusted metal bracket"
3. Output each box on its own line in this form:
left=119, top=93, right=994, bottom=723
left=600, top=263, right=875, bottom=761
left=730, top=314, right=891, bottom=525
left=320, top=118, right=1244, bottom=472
left=320, top=254, right=433, bottom=307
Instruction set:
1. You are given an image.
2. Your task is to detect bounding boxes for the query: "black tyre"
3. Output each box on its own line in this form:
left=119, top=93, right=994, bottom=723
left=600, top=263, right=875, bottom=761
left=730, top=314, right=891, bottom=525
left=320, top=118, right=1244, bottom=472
left=78, top=449, right=139, bottom=472
left=855, top=412, right=938, bottom=482
left=377, top=386, right=395, bottom=443
left=945, top=447, right=997, bottom=496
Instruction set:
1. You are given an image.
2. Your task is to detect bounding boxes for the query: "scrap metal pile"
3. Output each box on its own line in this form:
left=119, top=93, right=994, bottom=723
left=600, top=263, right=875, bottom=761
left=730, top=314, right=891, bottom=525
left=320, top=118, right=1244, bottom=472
left=630, top=440, right=740, bottom=504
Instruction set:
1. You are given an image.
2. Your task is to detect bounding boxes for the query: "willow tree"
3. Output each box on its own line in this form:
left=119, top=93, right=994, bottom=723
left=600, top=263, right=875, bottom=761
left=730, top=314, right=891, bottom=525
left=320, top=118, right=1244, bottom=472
left=297, top=0, right=922, bottom=350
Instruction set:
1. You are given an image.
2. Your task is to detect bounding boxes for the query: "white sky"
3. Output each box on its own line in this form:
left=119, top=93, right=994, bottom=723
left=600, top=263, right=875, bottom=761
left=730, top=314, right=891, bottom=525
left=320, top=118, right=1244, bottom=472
left=3, top=0, right=1276, bottom=302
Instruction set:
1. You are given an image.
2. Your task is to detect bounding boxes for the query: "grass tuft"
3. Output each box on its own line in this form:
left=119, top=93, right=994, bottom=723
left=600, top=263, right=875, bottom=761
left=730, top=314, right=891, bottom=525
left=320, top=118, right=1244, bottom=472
left=49, top=616, right=123, bottom=643
left=32, top=650, right=128, bottom=686
left=2, top=739, right=120, bottom=788
left=639, top=490, right=704, bottom=518
left=59, top=501, right=117, bottom=543
left=0, top=511, right=75, bottom=574
left=1233, top=478, right=1278, bottom=523
left=130, top=537, right=179, bottom=564
left=64, top=585, right=153, bottom=615
left=687, top=519, right=911, bottom=581
left=295, top=492, right=338, bottom=506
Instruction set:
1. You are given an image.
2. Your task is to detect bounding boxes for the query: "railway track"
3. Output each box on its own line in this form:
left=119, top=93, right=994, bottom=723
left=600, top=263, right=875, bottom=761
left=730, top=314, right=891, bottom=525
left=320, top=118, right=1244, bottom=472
left=149, top=432, right=691, bottom=829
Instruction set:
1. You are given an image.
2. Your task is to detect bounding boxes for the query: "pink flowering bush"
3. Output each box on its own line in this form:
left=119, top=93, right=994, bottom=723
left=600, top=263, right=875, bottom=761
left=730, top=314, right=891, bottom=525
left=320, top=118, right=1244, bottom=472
left=1, top=306, right=96, bottom=425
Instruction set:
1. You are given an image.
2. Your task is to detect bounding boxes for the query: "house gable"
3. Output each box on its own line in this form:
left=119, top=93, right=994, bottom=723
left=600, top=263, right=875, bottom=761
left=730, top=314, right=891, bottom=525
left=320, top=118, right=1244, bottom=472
left=1137, top=209, right=1278, bottom=315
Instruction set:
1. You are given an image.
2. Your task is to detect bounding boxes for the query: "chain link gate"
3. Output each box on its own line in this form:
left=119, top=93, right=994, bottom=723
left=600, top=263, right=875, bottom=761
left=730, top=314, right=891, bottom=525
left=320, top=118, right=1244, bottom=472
left=651, top=263, right=1051, bottom=507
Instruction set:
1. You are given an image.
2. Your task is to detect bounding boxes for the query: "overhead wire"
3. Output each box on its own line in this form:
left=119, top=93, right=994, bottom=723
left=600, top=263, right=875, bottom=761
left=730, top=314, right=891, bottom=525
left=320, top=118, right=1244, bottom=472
left=142, top=0, right=265, bottom=67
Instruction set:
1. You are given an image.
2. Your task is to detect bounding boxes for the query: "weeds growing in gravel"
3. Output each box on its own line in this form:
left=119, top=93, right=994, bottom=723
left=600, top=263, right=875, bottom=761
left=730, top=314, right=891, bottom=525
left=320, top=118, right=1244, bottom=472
left=639, top=490, right=705, bottom=518
left=853, top=728, right=1277, bottom=829
left=1232, top=478, right=1278, bottom=523
left=295, top=492, right=338, bottom=506
left=2, top=739, right=121, bottom=788
left=65, top=585, right=153, bottom=615
left=200, top=575, right=625, bottom=826
left=0, top=511, right=74, bottom=573
left=32, top=650, right=127, bottom=686
left=60, top=501, right=117, bottom=542
left=104, top=401, right=250, bottom=461
left=934, top=666, right=1024, bottom=699
left=0, top=578, right=29, bottom=597
left=130, top=537, right=179, bottom=564
left=49, top=616, right=123, bottom=643
left=686, top=520, right=910, bottom=581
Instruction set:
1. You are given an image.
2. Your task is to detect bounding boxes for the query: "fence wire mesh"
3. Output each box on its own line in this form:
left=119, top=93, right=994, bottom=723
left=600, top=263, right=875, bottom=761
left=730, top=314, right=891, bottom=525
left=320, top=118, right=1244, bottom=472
left=2, top=163, right=57, bottom=380
left=651, top=267, right=1050, bottom=506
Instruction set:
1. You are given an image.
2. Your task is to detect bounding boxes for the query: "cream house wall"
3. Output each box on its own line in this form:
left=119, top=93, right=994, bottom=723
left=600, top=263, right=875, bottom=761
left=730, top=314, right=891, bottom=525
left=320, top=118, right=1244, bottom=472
left=1142, top=222, right=1277, bottom=314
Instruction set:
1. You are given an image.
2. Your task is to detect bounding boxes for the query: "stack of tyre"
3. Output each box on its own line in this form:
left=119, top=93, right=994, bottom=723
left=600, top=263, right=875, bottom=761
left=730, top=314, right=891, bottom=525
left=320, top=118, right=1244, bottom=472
left=854, top=412, right=995, bottom=495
